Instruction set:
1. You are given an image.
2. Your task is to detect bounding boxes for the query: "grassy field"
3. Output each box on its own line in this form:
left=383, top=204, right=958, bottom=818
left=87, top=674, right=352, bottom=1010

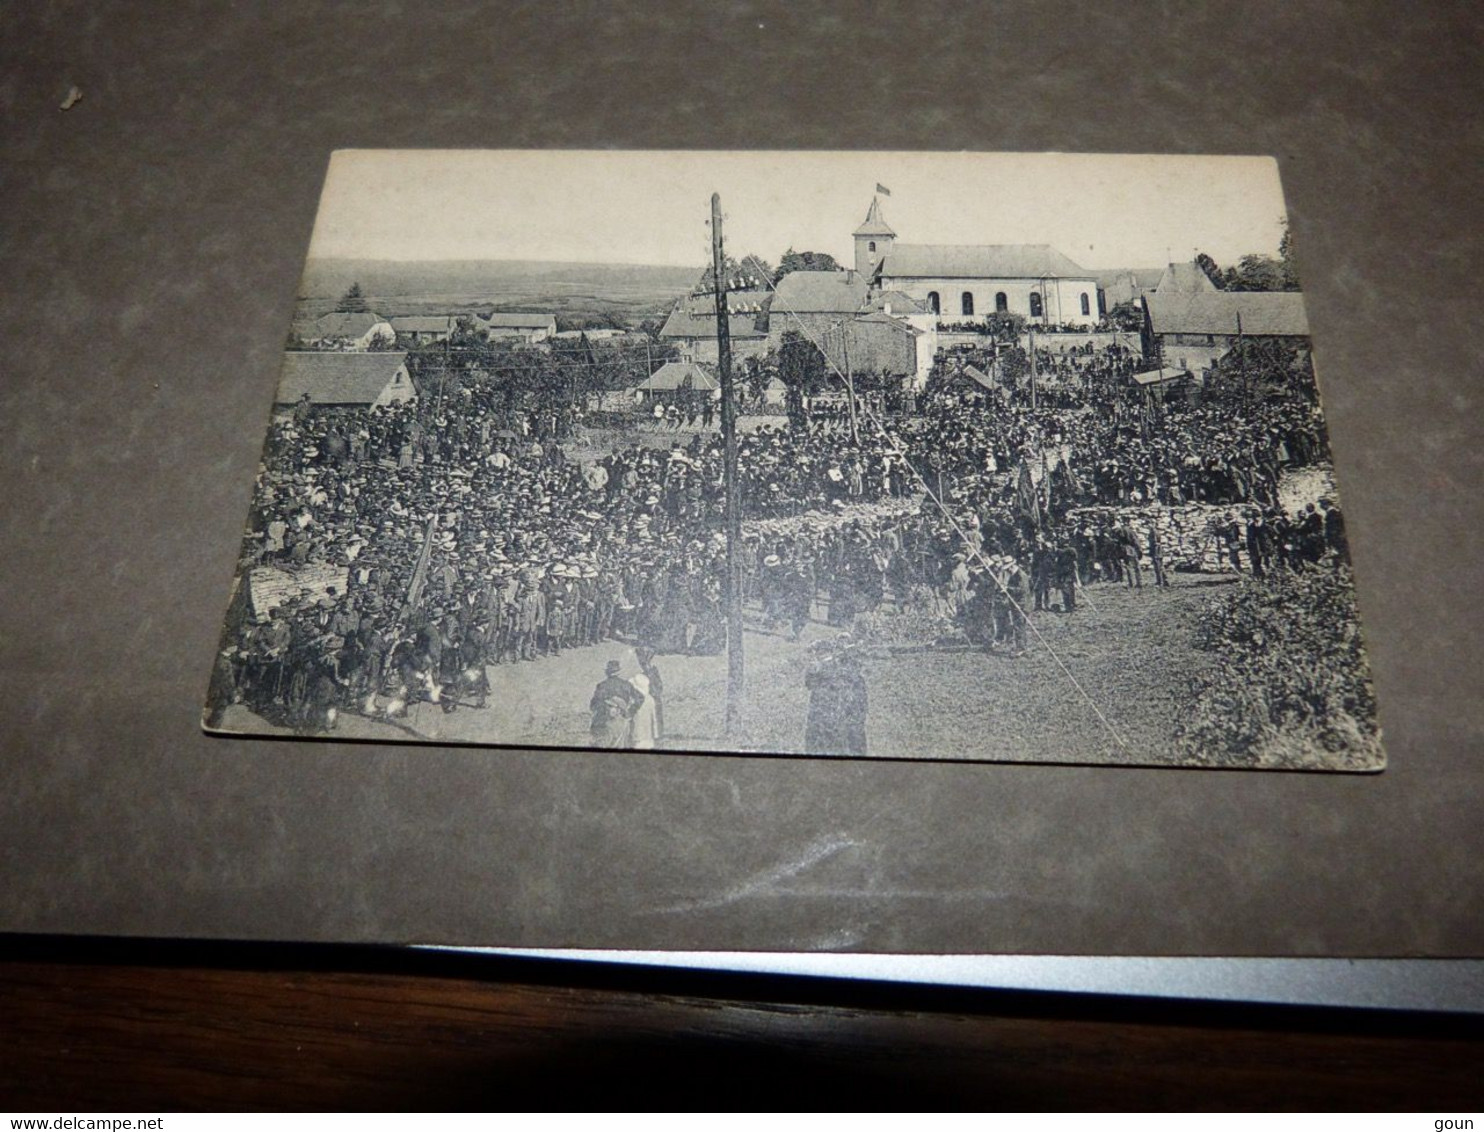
left=295, top=257, right=697, bottom=327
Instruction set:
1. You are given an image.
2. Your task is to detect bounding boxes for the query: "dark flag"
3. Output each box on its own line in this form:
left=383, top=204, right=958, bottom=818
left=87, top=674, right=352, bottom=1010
left=1015, top=460, right=1041, bottom=531
left=875, top=183, right=891, bottom=196
left=402, top=515, right=438, bottom=618
left=1059, top=454, right=1085, bottom=498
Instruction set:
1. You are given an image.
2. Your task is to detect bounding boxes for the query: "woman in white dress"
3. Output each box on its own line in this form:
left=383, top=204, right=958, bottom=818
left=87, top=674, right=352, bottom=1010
left=625, top=651, right=659, bottom=750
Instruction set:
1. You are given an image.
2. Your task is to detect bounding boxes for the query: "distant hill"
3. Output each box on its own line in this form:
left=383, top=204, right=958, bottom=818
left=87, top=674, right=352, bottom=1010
left=297, top=258, right=699, bottom=327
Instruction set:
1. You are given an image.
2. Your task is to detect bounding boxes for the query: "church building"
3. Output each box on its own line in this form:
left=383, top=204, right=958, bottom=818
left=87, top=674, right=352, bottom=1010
left=853, top=197, right=1102, bottom=327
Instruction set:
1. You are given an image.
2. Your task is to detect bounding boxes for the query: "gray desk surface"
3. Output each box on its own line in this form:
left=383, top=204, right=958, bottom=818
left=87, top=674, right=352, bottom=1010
left=1, top=3, right=1481, bottom=971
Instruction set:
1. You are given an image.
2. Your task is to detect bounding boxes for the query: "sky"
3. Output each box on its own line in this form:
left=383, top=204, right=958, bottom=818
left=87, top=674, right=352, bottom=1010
left=306, top=150, right=1290, bottom=272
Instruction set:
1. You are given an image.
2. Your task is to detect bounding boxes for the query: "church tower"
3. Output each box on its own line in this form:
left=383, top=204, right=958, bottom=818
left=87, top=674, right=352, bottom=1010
left=853, top=196, right=896, bottom=280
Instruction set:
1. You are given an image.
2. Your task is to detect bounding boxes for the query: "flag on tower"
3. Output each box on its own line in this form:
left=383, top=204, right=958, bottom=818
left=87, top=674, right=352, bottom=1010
left=875, top=183, right=891, bottom=196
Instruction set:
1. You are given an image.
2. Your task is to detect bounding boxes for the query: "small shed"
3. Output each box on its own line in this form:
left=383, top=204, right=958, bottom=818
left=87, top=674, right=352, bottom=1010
left=956, top=362, right=997, bottom=392
left=1132, top=365, right=1195, bottom=405
left=635, top=361, right=721, bottom=403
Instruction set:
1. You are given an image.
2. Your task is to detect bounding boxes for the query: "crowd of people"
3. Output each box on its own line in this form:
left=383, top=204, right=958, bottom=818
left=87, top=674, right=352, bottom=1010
left=207, top=339, right=1348, bottom=747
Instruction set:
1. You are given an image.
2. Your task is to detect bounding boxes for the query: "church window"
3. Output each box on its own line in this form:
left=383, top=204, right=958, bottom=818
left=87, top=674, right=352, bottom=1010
left=1080, top=293, right=1091, bottom=317
left=995, top=291, right=1008, bottom=313
left=961, top=292, right=974, bottom=316
left=868, top=241, right=876, bottom=253
left=927, top=291, right=940, bottom=315
left=1029, top=292, right=1043, bottom=318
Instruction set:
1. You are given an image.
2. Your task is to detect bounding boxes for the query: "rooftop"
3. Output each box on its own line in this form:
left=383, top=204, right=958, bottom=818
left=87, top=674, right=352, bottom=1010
left=1153, top=261, right=1219, bottom=295
left=878, top=243, right=1093, bottom=280
left=852, top=196, right=896, bottom=239
left=389, top=316, right=454, bottom=332
left=276, top=351, right=411, bottom=405
left=658, top=295, right=770, bottom=339
left=297, top=311, right=387, bottom=340
left=637, top=361, right=720, bottom=392
left=483, top=312, right=557, bottom=329
left=1144, top=291, right=1309, bottom=338
left=771, top=269, right=869, bottom=314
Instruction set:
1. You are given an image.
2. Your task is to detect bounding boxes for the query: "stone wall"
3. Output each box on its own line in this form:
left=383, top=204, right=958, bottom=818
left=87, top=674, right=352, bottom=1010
left=1019, top=331, right=1131, bottom=352
left=1068, top=503, right=1246, bottom=573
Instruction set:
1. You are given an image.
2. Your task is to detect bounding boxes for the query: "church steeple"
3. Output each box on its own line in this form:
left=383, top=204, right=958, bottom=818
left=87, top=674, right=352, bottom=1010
left=853, top=196, right=896, bottom=278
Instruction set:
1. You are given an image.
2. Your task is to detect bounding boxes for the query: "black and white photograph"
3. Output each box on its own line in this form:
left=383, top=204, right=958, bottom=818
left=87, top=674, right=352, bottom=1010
left=204, top=150, right=1381, bottom=771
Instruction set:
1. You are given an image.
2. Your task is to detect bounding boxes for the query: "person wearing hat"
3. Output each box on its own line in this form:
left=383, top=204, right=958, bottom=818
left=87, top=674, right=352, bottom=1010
left=589, top=658, right=644, bottom=748
left=803, top=633, right=868, bottom=757
left=996, top=557, right=1029, bottom=657
left=782, top=554, right=816, bottom=642
left=1320, top=497, right=1348, bottom=565
left=513, top=575, right=546, bottom=662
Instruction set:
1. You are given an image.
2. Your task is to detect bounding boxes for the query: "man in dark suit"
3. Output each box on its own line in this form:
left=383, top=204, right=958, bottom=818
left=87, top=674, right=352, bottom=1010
left=590, top=659, right=643, bottom=748
left=803, top=637, right=868, bottom=757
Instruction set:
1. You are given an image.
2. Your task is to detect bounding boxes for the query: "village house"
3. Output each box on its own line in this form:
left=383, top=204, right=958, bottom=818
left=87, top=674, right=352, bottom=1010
left=289, top=311, right=395, bottom=350
left=1095, top=260, right=1214, bottom=314
left=1096, top=268, right=1163, bottom=310
left=854, top=196, right=1102, bottom=327
left=481, top=312, right=557, bottom=343
left=274, top=351, right=416, bottom=415
left=389, top=315, right=455, bottom=345
left=817, top=311, right=931, bottom=391
left=767, top=268, right=870, bottom=354
left=862, top=289, right=938, bottom=387
left=1141, top=290, right=1309, bottom=373
left=768, top=271, right=937, bottom=390
left=1151, top=260, right=1219, bottom=295
left=658, top=290, right=773, bottom=364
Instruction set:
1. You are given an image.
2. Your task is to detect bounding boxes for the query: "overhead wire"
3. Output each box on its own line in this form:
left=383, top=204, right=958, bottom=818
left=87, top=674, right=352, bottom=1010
left=749, top=266, right=1134, bottom=754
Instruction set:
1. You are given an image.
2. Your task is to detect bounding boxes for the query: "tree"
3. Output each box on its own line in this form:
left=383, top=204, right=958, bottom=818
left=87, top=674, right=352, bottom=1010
left=1205, top=223, right=1300, bottom=293
left=1194, top=252, right=1225, bottom=290
left=983, top=311, right=1027, bottom=342
left=1224, top=254, right=1290, bottom=293
left=775, top=330, right=827, bottom=430
left=773, top=248, right=840, bottom=282
left=742, top=354, right=773, bottom=409
left=449, top=314, right=486, bottom=348
left=1206, top=340, right=1316, bottom=405
left=997, top=345, right=1030, bottom=393
left=1277, top=221, right=1301, bottom=290
left=336, top=282, right=370, bottom=313
left=1107, top=300, right=1143, bottom=331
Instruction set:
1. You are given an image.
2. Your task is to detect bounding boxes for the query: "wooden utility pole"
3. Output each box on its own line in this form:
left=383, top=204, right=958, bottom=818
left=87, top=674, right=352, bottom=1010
left=1028, top=323, right=1038, bottom=411
left=841, top=321, right=859, bottom=444
left=434, top=334, right=451, bottom=421
left=1237, top=310, right=1248, bottom=409
left=711, top=193, right=745, bottom=737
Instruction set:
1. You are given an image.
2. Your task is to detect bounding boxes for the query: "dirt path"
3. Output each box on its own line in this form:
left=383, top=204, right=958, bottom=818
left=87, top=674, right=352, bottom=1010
left=224, top=572, right=1236, bottom=766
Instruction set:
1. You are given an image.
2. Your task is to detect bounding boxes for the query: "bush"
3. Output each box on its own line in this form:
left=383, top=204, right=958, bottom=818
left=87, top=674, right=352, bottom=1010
left=1177, top=567, right=1381, bottom=769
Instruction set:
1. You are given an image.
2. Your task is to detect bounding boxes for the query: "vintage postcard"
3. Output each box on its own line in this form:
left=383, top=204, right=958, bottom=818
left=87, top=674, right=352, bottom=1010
left=204, top=150, right=1381, bottom=771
